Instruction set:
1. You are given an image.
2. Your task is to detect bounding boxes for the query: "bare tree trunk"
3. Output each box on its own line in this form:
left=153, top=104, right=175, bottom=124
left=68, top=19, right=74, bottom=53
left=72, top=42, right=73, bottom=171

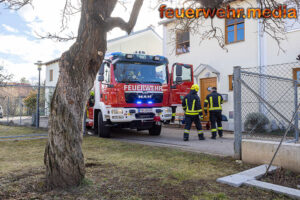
left=44, top=0, right=107, bottom=188
left=43, top=0, right=143, bottom=188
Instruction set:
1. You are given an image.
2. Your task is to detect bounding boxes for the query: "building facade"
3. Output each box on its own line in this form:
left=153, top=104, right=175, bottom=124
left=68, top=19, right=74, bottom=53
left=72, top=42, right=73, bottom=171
left=160, top=0, right=300, bottom=130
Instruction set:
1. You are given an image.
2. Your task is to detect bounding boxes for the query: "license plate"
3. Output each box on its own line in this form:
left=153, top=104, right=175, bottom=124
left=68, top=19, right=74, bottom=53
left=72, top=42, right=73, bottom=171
left=139, top=108, right=152, bottom=113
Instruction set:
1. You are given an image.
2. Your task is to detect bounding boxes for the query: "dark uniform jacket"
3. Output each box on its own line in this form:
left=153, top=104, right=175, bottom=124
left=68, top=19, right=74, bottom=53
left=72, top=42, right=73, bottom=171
left=182, top=90, right=203, bottom=117
left=204, top=91, right=223, bottom=112
left=88, top=96, right=95, bottom=107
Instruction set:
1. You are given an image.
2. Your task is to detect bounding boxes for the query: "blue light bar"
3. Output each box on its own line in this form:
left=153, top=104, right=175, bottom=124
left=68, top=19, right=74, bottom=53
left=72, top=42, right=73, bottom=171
left=137, top=101, right=142, bottom=105
left=148, top=101, right=153, bottom=104
left=126, top=54, right=133, bottom=59
left=153, top=56, right=160, bottom=61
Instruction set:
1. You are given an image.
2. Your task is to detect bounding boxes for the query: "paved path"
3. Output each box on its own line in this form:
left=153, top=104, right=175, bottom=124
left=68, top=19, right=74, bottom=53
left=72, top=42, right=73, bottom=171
left=89, top=127, right=234, bottom=157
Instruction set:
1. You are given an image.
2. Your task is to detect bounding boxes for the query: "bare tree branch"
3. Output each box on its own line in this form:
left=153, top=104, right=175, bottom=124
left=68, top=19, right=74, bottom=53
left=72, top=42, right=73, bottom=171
left=35, top=31, right=76, bottom=42
left=0, top=66, right=13, bottom=85
left=0, top=0, right=32, bottom=10
left=60, top=0, right=81, bottom=33
left=105, top=0, right=144, bottom=34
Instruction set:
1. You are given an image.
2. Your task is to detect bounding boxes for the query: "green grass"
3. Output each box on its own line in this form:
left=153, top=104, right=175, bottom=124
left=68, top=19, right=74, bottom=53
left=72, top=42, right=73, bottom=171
left=0, top=125, right=47, bottom=137
left=0, top=135, right=291, bottom=199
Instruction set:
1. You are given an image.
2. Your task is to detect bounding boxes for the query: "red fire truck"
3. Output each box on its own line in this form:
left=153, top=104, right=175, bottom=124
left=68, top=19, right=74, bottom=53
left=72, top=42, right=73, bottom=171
left=86, top=52, right=193, bottom=137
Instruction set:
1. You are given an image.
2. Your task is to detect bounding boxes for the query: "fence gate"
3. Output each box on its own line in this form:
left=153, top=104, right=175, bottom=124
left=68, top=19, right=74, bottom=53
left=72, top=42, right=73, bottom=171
left=233, top=62, right=300, bottom=159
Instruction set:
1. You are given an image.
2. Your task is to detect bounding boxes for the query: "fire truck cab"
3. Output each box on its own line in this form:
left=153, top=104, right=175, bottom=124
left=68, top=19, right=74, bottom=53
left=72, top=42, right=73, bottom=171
left=87, top=52, right=193, bottom=138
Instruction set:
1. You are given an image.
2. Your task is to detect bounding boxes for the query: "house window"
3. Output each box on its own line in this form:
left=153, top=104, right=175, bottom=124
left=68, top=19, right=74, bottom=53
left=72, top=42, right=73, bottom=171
left=225, top=16, right=245, bottom=44
left=176, top=31, right=190, bottom=55
left=49, top=69, right=53, bottom=82
left=229, top=75, right=233, bottom=91
left=293, top=68, right=300, bottom=85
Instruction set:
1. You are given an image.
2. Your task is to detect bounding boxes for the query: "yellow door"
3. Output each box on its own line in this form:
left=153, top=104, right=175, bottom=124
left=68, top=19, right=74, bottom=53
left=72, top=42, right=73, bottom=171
left=200, top=77, right=217, bottom=121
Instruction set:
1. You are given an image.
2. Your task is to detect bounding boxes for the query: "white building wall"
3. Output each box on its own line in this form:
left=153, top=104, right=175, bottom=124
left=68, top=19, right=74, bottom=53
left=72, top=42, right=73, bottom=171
left=45, top=62, right=59, bottom=87
left=107, top=30, right=162, bottom=55
left=45, top=62, right=59, bottom=114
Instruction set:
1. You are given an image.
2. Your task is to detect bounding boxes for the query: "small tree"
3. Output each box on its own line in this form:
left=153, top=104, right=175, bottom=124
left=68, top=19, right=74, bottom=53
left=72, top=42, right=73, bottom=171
left=20, top=77, right=30, bottom=84
left=23, top=90, right=37, bottom=114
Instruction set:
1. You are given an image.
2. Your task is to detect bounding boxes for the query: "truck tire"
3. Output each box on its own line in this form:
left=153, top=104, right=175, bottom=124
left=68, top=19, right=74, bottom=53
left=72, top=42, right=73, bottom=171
left=149, top=124, right=162, bottom=136
left=97, top=112, right=110, bottom=138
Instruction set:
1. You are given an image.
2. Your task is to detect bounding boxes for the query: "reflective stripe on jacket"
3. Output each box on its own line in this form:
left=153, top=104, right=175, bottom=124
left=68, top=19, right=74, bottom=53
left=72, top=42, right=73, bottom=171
left=204, top=91, right=223, bottom=111
left=182, top=90, right=203, bottom=116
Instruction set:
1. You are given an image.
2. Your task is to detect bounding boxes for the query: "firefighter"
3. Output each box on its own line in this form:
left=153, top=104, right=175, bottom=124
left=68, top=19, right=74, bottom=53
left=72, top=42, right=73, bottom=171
left=182, top=84, right=205, bottom=141
left=88, top=91, right=95, bottom=107
left=87, top=91, right=95, bottom=118
left=204, top=87, right=223, bottom=139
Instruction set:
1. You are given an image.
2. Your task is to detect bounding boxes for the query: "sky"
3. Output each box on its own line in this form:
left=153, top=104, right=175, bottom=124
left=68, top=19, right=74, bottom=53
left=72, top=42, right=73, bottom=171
left=0, top=0, right=163, bottom=83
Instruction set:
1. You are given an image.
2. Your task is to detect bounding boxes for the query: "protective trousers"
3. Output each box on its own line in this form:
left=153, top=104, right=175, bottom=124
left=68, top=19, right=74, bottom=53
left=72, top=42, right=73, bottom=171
left=184, top=115, right=204, bottom=139
left=209, top=111, right=223, bottom=138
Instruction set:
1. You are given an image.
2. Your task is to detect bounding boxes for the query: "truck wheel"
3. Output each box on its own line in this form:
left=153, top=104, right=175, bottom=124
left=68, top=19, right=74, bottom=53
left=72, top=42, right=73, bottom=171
left=149, top=124, right=162, bottom=136
left=97, top=112, right=110, bottom=138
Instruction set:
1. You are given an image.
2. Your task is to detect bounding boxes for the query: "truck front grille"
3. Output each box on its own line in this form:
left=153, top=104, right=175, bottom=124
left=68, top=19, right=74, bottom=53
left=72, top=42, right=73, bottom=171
left=125, top=93, right=163, bottom=104
left=135, top=113, right=155, bottom=119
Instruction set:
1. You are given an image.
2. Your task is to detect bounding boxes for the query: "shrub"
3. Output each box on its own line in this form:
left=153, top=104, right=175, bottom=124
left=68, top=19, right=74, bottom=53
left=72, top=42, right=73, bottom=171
left=23, top=90, right=37, bottom=113
left=244, top=112, right=269, bottom=132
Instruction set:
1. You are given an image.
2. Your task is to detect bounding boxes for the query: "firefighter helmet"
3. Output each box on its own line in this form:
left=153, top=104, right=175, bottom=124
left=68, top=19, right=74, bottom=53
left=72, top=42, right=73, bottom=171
left=191, top=84, right=199, bottom=92
left=90, top=91, right=95, bottom=96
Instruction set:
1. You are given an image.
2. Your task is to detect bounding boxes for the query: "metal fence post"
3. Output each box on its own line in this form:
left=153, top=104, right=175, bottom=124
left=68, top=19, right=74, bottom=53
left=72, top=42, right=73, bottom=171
left=19, top=96, right=22, bottom=125
left=234, top=66, right=242, bottom=159
left=36, top=76, right=41, bottom=128
left=294, top=80, right=299, bottom=141
left=7, top=96, right=9, bottom=125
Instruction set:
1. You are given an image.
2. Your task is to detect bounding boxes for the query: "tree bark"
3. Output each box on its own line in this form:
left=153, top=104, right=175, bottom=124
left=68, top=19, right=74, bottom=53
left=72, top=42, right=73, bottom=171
left=44, top=0, right=143, bottom=188
left=44, top=0, right=109, bottom=188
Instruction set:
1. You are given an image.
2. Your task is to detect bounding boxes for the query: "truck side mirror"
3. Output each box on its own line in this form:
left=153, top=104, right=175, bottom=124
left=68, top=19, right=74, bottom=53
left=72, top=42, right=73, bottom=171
left=98, top=75, right=104, bottom=82
left=176, top=65, right=182, bottom=77
left=99, top=63, right=105, bottom=75
left=176, top=76, right=182, bottom=83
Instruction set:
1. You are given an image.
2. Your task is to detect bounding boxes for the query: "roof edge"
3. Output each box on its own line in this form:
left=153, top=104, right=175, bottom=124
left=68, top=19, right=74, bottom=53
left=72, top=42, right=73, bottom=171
left=107, top=26, right=162, bottom=44
left=43, top=58, right=60, bottom=66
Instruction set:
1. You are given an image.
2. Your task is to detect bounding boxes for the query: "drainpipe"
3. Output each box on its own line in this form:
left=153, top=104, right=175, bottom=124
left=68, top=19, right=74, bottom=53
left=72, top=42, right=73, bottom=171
left=258, top=0, right=266, bottom=114
left=163, top=25, right=167, bottom=57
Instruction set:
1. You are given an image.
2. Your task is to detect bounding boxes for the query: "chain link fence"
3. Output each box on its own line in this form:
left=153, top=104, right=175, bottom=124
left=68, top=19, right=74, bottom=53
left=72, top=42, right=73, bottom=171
left=234, top=62, right=300, bottom=146
left=0, top=84, right=55, bottom=128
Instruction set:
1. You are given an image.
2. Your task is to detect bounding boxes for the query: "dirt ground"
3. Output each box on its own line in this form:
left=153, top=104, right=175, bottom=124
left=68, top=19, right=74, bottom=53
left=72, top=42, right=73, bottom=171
left=0, top=133, right=292, bottom=200
left=261, top=168, right=300, bottom=189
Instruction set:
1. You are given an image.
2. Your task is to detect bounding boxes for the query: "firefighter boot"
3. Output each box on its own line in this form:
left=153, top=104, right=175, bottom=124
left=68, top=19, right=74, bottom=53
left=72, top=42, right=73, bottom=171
left=211, top=132, right=217, bottom=139
left=218, top=130, right=223, bottom=138
left=198, top=134, right=205, bottom=140
left=218, top=127, right=223, bottom=137
left=183, top=133, right=189, bottom=141
left=171, top=115, right=175, bottom=123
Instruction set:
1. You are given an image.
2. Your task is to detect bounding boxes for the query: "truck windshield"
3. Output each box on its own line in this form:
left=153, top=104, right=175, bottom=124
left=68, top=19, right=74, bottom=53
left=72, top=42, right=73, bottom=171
left=114, top=62, right=168, bottom=84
